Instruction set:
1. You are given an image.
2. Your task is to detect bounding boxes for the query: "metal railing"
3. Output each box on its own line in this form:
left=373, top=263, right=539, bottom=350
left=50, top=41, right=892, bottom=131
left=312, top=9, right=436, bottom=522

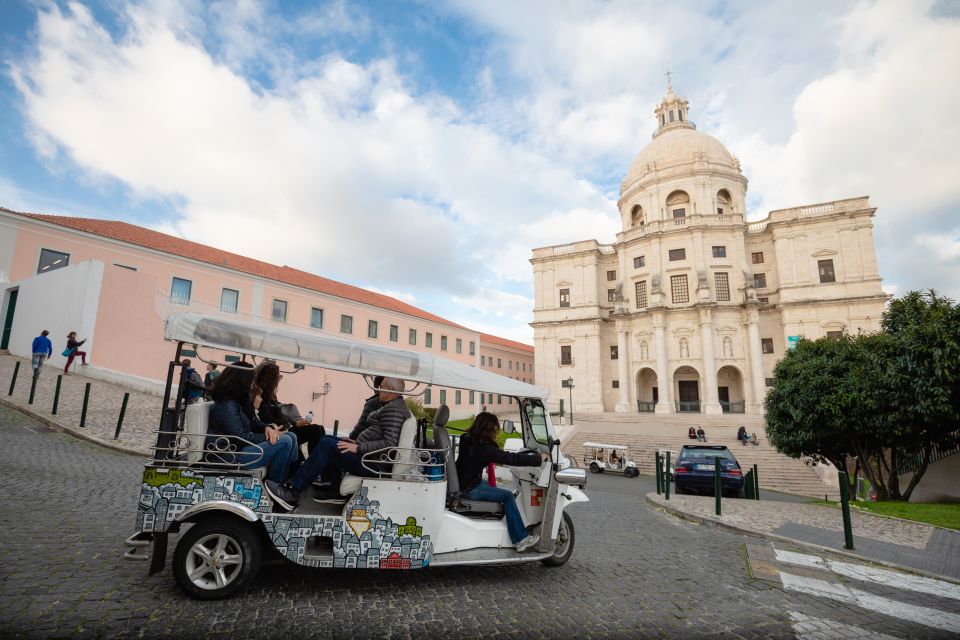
left=721, top=400, right=745, bottom=414
left=895, top=433, right=960, bottom=476
left=675, top=401, right=701, bottom=413
left=637, top=400, right=656, bottom=413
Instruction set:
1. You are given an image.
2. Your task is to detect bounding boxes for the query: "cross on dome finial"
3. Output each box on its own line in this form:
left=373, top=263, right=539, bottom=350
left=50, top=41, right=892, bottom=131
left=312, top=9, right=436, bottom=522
left=665, top=69, right=673, bottom=89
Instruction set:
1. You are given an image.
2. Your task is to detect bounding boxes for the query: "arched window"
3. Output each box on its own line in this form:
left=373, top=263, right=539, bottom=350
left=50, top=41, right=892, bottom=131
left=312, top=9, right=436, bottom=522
left=666, top=190, right=690, bottom=219
left=631, top=204, right=644, bottom=228
left=716, top=189, right=732, bottom=215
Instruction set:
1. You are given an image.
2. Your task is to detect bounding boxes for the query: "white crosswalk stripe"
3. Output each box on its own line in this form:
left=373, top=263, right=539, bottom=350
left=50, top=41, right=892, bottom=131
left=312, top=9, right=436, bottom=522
left=787, top=611, right=899, bottom=640
left=775, top=548, right=960, bottom=601
left=780, top=572, right=960, bottom=633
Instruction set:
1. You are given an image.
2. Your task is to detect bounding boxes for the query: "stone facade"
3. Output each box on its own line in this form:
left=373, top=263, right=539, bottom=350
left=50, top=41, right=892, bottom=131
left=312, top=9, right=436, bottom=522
left=531, top=86, right=888, bottom=415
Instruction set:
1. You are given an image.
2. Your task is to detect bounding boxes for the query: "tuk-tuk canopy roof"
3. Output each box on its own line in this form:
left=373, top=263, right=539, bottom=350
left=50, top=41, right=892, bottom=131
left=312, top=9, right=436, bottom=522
left=582, top=442, right=629, bottom=451
left=165, top=312, right=548, bottom=400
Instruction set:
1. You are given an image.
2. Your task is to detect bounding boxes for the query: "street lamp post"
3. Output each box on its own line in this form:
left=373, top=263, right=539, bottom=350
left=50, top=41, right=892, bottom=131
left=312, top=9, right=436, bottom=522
left=564, top=377, right=574, bottom=424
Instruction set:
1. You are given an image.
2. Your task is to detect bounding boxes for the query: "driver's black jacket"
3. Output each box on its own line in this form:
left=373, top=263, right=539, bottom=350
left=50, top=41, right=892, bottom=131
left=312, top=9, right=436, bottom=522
left=455, top=434, right=541, bottom=492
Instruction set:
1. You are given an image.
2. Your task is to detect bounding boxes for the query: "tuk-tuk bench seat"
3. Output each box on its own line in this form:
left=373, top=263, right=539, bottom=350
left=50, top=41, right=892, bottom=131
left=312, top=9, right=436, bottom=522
left=338, top=415, right=420, bottom=496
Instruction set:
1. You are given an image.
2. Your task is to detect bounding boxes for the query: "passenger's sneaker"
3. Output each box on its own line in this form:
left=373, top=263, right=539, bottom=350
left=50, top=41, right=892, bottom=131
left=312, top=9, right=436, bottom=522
left=313, top=494, right=348, bottom=505
left=515, top=534, right=540, bottom=552
left=264, top=480, right=299, bottom=511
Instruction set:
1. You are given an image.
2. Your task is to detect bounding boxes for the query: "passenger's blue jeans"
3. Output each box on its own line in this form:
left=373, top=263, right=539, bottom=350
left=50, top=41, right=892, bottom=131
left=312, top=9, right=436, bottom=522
left=463, top=484, right=528, bottom=544
left=240, top=432, right=298, bottom=483
left=290, top=435, right=375, bottom=491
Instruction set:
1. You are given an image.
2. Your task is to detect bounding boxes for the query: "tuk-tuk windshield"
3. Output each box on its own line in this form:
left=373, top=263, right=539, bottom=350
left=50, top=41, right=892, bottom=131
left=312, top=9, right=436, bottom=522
left=523, top=401, right=550, bottom=445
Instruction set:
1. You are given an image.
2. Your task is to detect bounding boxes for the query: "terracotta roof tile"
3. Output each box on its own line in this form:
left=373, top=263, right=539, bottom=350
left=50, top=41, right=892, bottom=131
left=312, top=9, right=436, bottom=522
left=480, top=332, right=534, bottom=353
left=7, top=207, right=468, bottom=330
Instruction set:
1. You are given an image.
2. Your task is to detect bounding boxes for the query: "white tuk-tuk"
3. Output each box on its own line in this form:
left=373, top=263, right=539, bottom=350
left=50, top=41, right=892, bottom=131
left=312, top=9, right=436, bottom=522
left=125, top=313, right=588, bottom=599
left=582, top=442, right=639, bottom=477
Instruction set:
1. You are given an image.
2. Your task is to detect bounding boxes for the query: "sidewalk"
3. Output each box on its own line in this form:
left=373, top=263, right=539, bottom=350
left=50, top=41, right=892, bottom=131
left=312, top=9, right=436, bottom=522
left=648, top=492, right=960, bottom=582
left=0, top=355, right=158, bottom=456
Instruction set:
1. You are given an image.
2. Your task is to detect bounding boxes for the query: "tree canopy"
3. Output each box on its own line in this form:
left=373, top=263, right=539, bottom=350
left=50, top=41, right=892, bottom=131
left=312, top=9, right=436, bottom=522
left=764, top=290, right=959, bottom=500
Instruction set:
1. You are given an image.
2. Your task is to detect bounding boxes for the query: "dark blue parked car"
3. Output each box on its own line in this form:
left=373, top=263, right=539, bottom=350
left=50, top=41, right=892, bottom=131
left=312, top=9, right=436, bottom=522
left=674, top=445, right=745, bottom=498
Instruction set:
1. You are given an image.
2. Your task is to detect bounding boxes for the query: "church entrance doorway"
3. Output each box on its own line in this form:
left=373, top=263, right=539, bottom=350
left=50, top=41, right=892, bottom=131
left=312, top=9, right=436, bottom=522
left=635, top=367, right=658, bottom=412
left=717, top=365, right=745, bottom=413
left=674, top=366, right=701, bottom=413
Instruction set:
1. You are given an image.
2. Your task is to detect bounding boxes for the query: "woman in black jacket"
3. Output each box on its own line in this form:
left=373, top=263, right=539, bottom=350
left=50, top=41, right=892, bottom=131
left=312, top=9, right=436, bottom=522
left=454, top=412, right=547, bottom=552
left=255, top=362, right=325, bottom=459
left=206, top=362, right=297, bottom=483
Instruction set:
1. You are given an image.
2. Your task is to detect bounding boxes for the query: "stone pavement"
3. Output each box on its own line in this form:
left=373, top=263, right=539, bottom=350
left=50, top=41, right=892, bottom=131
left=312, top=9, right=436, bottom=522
left=7, top=404, right=960, bottom=639
left=0, top=354, right=160, bottom=455
left=648, top=492, right=960, bottom=581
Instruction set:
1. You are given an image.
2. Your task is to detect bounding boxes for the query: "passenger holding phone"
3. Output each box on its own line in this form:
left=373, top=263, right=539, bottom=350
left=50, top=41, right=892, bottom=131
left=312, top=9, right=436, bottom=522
left=255, top=361, right=325, bottom=457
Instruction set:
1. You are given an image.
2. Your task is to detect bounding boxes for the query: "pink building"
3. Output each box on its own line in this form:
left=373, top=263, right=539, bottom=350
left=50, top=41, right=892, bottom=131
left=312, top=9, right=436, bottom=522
left=0, top=207, right=534, bottom=423
left=478, top=334, right=535, bottom=413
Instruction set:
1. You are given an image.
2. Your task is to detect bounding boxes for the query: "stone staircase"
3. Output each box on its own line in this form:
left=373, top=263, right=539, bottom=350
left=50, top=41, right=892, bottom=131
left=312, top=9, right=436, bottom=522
left=562, top=413, right=839, bottom=500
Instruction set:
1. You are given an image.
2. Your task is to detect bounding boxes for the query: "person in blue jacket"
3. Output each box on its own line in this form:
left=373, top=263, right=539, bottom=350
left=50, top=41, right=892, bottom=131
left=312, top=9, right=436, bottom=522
left=205, top=362, right=297, bottom=484
left=31, top=330, right=53, bottom=377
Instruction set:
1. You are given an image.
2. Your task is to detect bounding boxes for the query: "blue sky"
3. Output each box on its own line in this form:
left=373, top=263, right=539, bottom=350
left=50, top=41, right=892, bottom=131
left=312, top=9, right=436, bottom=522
left=1, top=0, right=959, bottom=342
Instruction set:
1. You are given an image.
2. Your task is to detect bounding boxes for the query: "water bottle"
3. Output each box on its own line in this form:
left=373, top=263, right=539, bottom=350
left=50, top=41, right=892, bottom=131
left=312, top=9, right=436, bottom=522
left=305, top=410, right=314, bottom=423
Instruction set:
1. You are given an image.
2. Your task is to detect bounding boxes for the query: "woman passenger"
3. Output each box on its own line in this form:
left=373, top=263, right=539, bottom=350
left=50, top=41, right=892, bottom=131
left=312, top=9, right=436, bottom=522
left=454, top=412, right=547, bottom=552
left=206, top=362, right=298, bottom=483
left=255, top=361, right=326, bottom=460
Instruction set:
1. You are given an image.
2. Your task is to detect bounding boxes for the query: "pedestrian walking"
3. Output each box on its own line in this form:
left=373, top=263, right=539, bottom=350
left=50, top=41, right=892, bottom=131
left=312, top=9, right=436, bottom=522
left=62, top=331, right=88, bottom=374
left=31, top=330, right=53, bottom=377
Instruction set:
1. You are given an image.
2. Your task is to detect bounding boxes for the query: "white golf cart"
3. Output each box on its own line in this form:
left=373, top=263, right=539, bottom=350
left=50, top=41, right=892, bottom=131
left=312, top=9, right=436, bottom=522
left=125, top=313, right=587, bottom=599
left=582, top=442, right=639, bottom=477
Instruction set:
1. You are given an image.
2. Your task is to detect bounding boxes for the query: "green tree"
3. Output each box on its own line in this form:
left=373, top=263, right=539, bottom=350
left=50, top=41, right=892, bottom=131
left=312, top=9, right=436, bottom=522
left=765, top=290, right=960, bottom=501
left=881, top=291, right=960, bottom=499
left=764, top=333, right=897, bottom=497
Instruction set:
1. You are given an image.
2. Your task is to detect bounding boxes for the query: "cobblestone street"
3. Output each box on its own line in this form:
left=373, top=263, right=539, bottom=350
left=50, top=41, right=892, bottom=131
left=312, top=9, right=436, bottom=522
left=1, top=404, right=958, bottom=639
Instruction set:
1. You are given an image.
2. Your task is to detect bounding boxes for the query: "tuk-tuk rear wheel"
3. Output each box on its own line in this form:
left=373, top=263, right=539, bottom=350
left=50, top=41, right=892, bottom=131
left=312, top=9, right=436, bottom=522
left=589, top=462, right=601, bottom=473
left=541, top=512, right=575, bottom=567
left=172, top=515, right=262, bottom=600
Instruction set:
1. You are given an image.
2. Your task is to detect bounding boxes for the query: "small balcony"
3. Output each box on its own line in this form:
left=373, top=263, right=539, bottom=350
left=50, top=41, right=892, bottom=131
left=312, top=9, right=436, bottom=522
left=675, top=401, right=701, bottom=413
left=637, top=401, right=656, bottom=413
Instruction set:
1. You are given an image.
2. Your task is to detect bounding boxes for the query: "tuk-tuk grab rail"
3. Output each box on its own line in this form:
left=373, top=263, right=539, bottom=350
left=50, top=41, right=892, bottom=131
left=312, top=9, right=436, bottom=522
left=358, top=445, right=449, bottom=481
left=149, top=429, right=266, bottom=471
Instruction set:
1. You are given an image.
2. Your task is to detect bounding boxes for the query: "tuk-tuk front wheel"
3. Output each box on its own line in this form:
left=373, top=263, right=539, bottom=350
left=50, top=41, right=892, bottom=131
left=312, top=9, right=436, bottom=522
left=589, top=462, right=601, bottom=473
left=542, top=512, right=575, bottom=567
left=173, top=516, right=262, bottom=600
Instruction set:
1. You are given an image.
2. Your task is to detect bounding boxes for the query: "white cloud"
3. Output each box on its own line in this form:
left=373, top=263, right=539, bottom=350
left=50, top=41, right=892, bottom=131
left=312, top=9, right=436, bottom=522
left=363, top=286, right=416, bottom=304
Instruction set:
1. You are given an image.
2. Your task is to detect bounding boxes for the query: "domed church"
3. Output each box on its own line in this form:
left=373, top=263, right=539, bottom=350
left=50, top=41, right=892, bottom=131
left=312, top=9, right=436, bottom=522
left=531, top=84, right=888, bottom=415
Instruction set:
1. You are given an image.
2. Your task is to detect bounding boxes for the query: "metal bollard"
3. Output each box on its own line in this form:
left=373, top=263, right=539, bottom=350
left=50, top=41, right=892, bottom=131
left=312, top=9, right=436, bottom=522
left=744, top=470, right=754, bottom=500
left=753, top=463, right=760, bottom=500
left=79, top=383, right=91, bottom=429
left=664, top=451, right=671, bottom=500
left=838, top=471, right=855, bottom=550
left=114, top=392, right=130, bottom=440
left=52, top=375, right=62, bottom=414
left=8, top=361, right=19, bottom=396
left=714, top=458, right=722, bottom=516
left=332, top=419, right=339, bottom=438
left=28, top=373, right=38, bottom=405
left=655, top=452, right=661, bottom=494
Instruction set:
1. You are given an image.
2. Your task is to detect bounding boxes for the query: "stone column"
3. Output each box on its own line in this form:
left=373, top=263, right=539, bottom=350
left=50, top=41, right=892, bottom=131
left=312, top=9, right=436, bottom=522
left=653, top=310, right=672, bottom=413
left=699, top=308, right=722, bottom=414
left=615, top=324, right=631, bottom=412
left=746, top=306, right=766, bottom=412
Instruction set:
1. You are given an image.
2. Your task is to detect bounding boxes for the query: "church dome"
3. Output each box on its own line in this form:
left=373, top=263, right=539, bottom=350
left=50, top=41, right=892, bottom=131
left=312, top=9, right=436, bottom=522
left=624, top=85, right=741, bottom=185
left=626, top=128, right=738, bottom=181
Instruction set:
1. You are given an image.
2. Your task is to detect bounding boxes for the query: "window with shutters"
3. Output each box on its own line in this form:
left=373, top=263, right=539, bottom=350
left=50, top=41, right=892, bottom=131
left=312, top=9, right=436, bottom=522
left=635, top=280, right=647, bottom=308
left=818, top=259, right=836, bottom=283
left=559, top=288, right=570, bottom=307
left=633, top=255, right=645, bottom=268
left=560, top=345, right=572, bottom=365
left=669, top=248, right=686, bottom=261
left=670, top=274, right=689, bottom=303
left=714, top=272, right=730, bottom=301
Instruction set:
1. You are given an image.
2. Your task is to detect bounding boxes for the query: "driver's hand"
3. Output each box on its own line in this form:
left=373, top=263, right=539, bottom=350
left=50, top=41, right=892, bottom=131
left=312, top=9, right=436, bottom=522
left=540, top=452, right=550, bottom=463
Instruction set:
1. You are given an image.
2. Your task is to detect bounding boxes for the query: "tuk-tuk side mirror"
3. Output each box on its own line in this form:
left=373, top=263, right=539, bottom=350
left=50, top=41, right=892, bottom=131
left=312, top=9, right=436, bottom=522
left=501, top=419, right=515, bottom=434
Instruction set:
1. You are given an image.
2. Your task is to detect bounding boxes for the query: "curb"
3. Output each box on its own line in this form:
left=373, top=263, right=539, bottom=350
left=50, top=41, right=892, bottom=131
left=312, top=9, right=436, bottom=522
left=0, top=396, right=146, bottom=458
left=646, top=494, right=960, bottom=586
